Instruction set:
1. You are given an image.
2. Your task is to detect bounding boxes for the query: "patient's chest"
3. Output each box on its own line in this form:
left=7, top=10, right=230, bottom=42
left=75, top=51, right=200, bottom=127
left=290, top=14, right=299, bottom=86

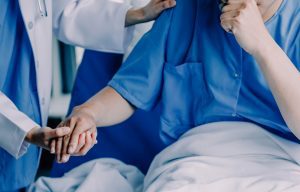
left=160, top=0, right=299, bottom=141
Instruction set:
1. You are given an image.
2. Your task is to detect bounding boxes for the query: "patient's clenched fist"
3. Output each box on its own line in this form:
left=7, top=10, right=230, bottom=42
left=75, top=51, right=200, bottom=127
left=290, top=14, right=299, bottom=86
left=220, top=0, right=270, bottom=55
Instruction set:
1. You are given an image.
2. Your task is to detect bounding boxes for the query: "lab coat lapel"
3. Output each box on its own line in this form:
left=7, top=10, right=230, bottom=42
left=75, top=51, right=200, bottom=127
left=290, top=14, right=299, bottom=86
left=18, top=0, right=53, bottom=126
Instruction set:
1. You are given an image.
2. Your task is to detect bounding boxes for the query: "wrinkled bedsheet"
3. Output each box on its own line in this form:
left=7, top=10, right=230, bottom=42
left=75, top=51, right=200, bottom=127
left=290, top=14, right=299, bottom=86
left=30, top=122, right=300, bottom=192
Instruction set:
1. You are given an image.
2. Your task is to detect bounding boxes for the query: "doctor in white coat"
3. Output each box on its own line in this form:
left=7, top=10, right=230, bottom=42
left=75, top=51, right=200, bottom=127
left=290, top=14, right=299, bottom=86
left=0, top=0, right=175, bottom=191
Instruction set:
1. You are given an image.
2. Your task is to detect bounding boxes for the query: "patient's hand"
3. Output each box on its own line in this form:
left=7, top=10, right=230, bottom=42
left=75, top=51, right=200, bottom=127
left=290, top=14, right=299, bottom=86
left=51, top=107, right=97, bottom=163
left=125, top=0, right=176, bottom=27
left=220, top=0, right=270, bottom=56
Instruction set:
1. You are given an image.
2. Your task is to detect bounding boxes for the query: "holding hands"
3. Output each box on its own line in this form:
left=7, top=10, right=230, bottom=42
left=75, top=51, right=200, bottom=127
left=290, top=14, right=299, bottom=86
left=51, top=106, right=98, bottom=163
left=125, top=0, right=176, bottom=26
left=25, top=126, right=71, bottom=151
left=46, top=0, right=178, bottom=163
left=24, top=106, right=98, bottom=163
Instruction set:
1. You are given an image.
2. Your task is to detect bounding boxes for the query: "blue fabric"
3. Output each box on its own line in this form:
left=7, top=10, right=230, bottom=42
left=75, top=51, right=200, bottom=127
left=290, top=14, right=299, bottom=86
left=0, top=0, right=41, bottom=191
left=51, top=50, right=166, bottom=177
left=109, top=0, right=300, bottom=144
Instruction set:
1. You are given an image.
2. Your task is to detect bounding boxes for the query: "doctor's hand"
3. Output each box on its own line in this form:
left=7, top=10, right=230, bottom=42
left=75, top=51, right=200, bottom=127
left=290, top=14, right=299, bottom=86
left=51, top=106, right=97, bottom=163
left=125, top=0, right=176, bottom=26
left=220, top=0, right=271, bottom=56
left=25, top=126, right=71, bottom=151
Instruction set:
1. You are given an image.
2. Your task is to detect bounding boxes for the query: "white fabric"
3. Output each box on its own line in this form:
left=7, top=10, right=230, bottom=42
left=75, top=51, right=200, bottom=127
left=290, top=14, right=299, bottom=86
left=0, top=92, right=38, bottom=158
left=144, top=122, right=300, bottom=192
left=123, top=0, right=153, bottom=60
left=52, top=0, right=131, bottom=53
left=53, top=0, right=153, bottom=55
left=0, top=0, right=52, bottom=158
left=29, top=159, right=144, bottom=192
left=31, top=122, right=300, bottom=192
left=0, top=0, right=149, bottom=158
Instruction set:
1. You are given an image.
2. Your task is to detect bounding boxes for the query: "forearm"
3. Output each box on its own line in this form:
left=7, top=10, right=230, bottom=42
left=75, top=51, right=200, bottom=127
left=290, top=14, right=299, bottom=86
left=254, top=35, right=300, bottom=139
left=125, top=0, right=176, bottom=27
left=125, top=8, right=146, bottom=27
left=74, top=86, right=135, bottom=127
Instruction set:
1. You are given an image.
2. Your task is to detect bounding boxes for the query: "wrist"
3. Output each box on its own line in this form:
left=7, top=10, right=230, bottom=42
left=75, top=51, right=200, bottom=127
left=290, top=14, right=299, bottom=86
left=25, top=126, right=39, bottom=143
left=125, top=8, right=145, bottom=27
left=252, top=32, right=275, bottom=59
left=73, top=105, right=97, bottom=124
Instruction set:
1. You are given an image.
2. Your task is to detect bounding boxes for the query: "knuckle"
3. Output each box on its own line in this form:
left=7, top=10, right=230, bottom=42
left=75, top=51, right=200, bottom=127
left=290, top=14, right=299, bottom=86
left=234, top=16, right=242, bottom=23
left=70, top=117, right=77, bottom=123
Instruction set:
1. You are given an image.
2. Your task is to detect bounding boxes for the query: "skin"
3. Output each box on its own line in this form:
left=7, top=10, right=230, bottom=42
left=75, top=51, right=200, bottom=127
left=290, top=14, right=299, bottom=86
left=126, top=0, right=176, bottom=27
left=52, top=0, right=176, bottom=163
left=25, top=126, right=71, bottom=151
left=55, top=0, right=300, bottom=163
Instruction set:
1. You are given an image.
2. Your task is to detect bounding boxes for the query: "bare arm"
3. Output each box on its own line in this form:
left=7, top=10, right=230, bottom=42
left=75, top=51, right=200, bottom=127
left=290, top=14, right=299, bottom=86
left=53, top=87, right=135, bottom=163
left=221, top=0, right=300, bottom=139
left=253, top=37, right=300, bottom=139
left=74, top=86, right=135, bottom=128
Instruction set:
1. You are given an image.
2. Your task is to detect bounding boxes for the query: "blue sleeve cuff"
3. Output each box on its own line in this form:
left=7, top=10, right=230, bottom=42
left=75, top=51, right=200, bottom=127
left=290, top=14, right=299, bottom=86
left=108, top=81, right=152, bottom=111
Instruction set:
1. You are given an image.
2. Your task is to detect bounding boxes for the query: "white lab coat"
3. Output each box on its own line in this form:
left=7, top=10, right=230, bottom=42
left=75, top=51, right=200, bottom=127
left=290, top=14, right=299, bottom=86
left=52, top=0, right=152, bottom=55
left=0, top=0, right=151, bottom=159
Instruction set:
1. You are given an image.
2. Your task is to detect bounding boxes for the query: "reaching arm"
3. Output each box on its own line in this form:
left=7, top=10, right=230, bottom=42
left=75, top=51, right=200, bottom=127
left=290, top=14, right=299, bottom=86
left=53, top=0, right=175, bottom=53
left=253, top=36, right=300, bottom=139
left=71, top=87, right=135, bottom=129
left=0, top=91, right=39, bottom=158
left=53, top=87, right=134, bottom=163
left=125, top=0, right=176, bottom=27
left=54, top=6, right=175, bottom=162
left=0, top=92, right=71, bottom=158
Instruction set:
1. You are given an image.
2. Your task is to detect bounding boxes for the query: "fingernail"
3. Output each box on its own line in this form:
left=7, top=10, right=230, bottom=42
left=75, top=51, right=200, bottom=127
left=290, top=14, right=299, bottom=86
left=50, top=148, right=55, bottom=154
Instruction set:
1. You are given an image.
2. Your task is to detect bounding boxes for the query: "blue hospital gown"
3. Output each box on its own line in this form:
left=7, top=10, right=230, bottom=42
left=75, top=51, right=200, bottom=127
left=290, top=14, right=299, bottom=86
left=109, top=0, right=300, bottom=144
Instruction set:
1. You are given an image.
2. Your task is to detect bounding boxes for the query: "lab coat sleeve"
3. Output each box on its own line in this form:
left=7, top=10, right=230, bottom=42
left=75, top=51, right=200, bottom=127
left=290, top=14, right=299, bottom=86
left=108, top=9, right=174, bottom=111
left=0, top=91, right=40, bottom=158
left=52, top=0, right=134, bottom=54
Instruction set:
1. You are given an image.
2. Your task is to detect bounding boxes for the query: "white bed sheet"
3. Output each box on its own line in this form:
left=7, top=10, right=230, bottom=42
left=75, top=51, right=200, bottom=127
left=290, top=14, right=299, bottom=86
left=30, top=121, right=300, bottom=192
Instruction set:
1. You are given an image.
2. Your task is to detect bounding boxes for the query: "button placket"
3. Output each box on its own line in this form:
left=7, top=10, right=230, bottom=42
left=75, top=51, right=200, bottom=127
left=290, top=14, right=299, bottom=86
left=234, top=72, right=240, bottom=78
left=231, top=49, right=244, bottom=117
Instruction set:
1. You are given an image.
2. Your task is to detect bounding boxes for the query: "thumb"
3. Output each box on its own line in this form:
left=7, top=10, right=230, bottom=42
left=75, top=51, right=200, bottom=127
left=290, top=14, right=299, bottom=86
left=45, top=127, right=71, bottom=140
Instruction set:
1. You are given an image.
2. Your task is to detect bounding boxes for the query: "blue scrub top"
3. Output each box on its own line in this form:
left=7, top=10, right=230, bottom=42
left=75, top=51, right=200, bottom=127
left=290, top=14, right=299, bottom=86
left=109, top=0, right=300, bottom=144
left=0, top=0, right=41, bottom=191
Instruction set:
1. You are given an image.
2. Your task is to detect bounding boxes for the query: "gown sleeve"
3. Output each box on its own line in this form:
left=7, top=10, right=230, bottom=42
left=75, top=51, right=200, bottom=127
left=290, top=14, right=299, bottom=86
left=108, top=9, right=174, bottom=111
